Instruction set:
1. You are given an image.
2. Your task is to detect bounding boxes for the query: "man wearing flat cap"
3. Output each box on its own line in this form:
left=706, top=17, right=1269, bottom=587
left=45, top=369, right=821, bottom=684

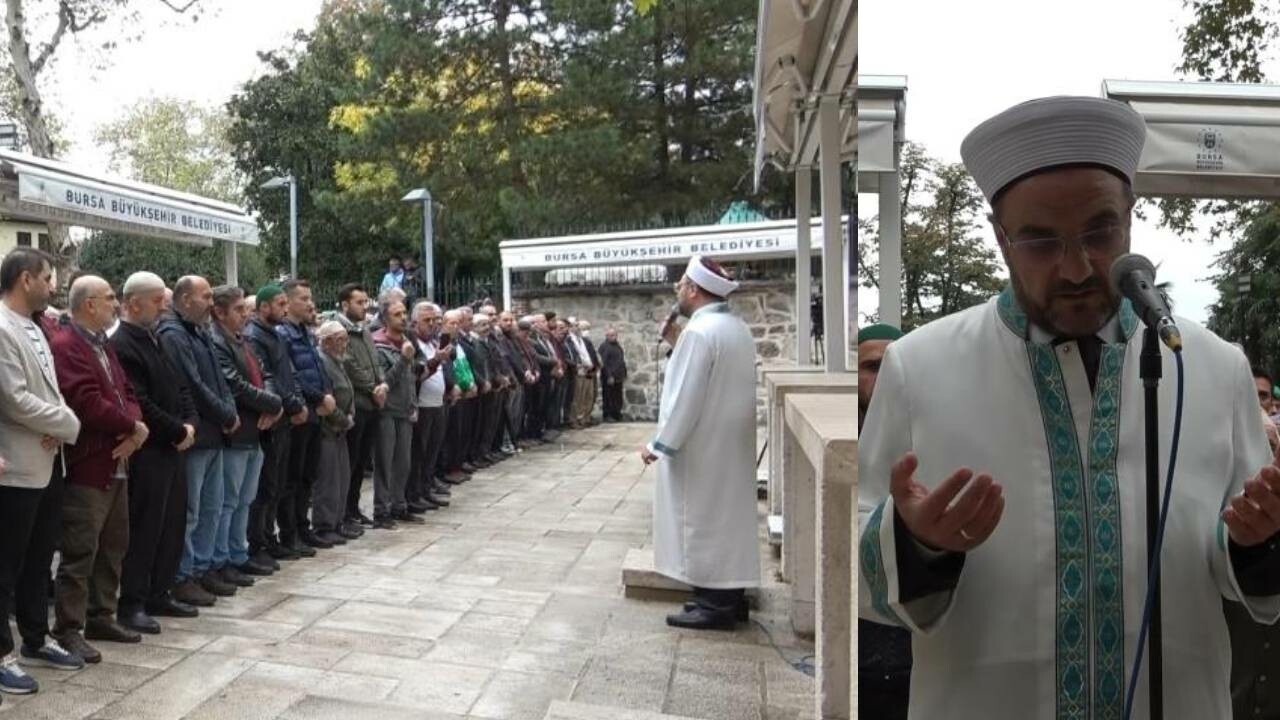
left=858, top=96, right=1280, bottom=719
left=640, top=255, right=758, bottom=630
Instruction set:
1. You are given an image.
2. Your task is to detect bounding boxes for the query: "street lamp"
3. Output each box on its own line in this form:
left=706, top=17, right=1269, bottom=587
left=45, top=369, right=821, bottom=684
left=1238, top=272, right=1252, bottom=344
left=402, top=188, right=437, bottom=302
left=261, top=174, right=298, bottom=278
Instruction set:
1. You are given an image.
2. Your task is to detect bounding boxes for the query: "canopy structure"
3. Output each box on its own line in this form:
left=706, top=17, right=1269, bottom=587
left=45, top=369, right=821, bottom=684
left=1103, top=79, right=1280, bottom=200
left=752, top=0, right=855, bottom=372
left=0, top=149, right=259, bottom=283
left=856, top=75, right=907, bottom=329
left=498, top=216, right=844, bottom=306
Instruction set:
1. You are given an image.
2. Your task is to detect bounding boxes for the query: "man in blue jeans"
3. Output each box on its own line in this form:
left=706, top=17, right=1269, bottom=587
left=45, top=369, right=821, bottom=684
left=157, top=276, right=241, bottom=605
left=209, top=286, right=282, bottom=587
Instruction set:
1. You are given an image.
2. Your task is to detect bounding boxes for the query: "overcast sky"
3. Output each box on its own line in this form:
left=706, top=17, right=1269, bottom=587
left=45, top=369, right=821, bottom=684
left=45, top=0, right=324, bottom=169
left=858, top=0, right=1280, bottom=325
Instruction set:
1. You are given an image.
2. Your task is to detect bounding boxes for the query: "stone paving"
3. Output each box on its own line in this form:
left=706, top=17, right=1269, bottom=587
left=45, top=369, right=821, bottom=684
left=1, top=423, right=815, bottom=720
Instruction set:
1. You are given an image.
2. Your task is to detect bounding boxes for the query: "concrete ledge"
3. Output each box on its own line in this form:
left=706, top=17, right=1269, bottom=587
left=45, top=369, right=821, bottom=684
left=767, top=514, right=784, bottom=547
left=545, top=700, right=704, bottom=720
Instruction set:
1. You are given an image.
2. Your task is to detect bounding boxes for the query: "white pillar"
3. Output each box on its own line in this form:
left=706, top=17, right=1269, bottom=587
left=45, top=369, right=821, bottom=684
left=818, top=96, right=848, bottom=373
left=879, top=169, right=902, bottom=328
left=223, top=241, right=238, bottom=286
left=502, top=265, right=512, bottom=310
left=795, top=166, right=813, bottom=365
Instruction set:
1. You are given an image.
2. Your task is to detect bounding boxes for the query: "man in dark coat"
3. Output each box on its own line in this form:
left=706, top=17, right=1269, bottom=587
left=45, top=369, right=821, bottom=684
left=112, top=272, right=201, bottom=631
left=598, top=327, right=628, bottom=422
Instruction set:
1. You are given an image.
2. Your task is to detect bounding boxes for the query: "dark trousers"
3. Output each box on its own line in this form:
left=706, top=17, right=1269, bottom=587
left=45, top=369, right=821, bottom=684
left=446, top=397, right=478, bottom=469
left=692, top=586, right=745, bottom=612
left=523, top=380, right=545, bottom=438
left=410, top=406, right=446, bottom=500
left=858, top=621, right=912, bottom=719
left=279, top=422, right=320, bottom=542
left=345, top=407, right=379, bottom=518
left=544, top=378, right=564, bottom=430
left=475, top=390, right=503, bottom=460
left=0, top=466, right=64, bottom=656
left=250, top=425, right=290, bottom=551
left=55, top=479, right=130, bottom=633
left=560, top=372, right=576, bottom=427
left=120, top=447, right=185, bottom=611
left=602, top=380, right=624, bottom=420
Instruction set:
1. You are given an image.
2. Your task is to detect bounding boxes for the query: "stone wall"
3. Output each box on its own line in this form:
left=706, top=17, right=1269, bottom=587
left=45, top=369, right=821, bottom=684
left=517, top=281, right=799, bottom=423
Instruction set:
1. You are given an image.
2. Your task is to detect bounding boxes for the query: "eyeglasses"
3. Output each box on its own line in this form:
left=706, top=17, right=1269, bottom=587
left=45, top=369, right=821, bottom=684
left=998, top=223, right=1127, bottom=263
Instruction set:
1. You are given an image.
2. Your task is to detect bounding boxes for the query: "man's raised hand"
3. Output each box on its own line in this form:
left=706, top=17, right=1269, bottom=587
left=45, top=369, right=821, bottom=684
left=1224, top=442, right=1280, bottom=547
left=889, top=452, right=1005, bottom=553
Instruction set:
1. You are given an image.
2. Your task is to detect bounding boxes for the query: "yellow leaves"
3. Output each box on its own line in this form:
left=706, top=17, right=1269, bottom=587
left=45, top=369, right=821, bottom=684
left=330, top=104, right=378, bottom=134
left=353, top=55, right=372, bottom=80
left=332, top=161, right=399, bottom=194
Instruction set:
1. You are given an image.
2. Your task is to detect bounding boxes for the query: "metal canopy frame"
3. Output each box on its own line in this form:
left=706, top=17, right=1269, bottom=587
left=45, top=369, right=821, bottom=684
left=0, top=149, right=259, bottom=284
left=855, top=75, right=907, bottom=330
left=1104, top=79, right=1280, bottom=200
left=752, top=0, right=855, bottom=372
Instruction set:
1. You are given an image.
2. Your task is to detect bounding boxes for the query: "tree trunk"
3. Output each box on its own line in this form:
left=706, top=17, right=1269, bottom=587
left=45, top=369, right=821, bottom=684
left=5, top=0, right=72, bottom=279
left=678, top=0, right=694, bottom=164
left=494, top=0, right=526, bottom=189
left=652, top=1, right=669, bottom=178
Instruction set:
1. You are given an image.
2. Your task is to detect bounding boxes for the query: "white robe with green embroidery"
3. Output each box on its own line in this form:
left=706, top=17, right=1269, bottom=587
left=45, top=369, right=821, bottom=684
left=859, top=288, right=1280, bottom=720
left=648, top=301, right=760, bottom=589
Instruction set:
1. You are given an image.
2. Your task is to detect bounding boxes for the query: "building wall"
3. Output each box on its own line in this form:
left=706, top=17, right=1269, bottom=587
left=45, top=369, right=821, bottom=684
left=0, top=221, right=50, bottom=258
left=517, top=281, right=801, bottom=423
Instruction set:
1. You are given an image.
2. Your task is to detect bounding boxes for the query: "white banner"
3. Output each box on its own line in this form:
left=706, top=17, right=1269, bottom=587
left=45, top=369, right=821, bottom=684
left=18, top=171, right=259, bottom=245
left=501, top=222, right=838, bottom=270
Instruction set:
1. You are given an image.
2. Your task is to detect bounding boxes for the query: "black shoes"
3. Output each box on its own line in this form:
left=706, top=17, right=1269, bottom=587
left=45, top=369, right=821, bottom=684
left=238, top=559, right=275, bottom=577
left=173, top=579, right=217, bottom=607
left=316, top=530, right=347, bottom=546
left=372, top=515, right=397, bottom=530
left=348, top=512, right=374, bottom=527
left=219, top=566, right=256, bottom=588
left=287, top=537, right=317, bottom=557
left=117, top=608, right=162, bottom=635
left=147, top=593, right=199, bottom=618
left=339, top=523, right=363, bottom=539
left=407, top=498, right=437, bottom=513
left=84, top=618, right=142, bottom=644
left=301, top=531, right=333, bottom=549
left=267, top=542, right=300, bottom=561
left=393, top=510, right=426, bottom=525
left=54, top=631, right=102, bottom=664
left=665, top=606, right=740, bottom=631
left=681, top=600, right=750, bottom=623
left=427, top=492, right=450, bottom=507
left=200, top=571, right=238, bottom=597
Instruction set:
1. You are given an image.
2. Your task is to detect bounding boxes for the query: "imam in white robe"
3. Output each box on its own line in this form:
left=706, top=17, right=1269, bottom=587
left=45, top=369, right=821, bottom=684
left=859, top=287, right=1280, bottom=720
left=648, top=301, right=760, bottom=589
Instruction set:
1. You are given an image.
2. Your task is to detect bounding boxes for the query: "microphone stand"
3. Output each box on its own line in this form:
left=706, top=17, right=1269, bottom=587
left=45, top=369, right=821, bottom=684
left=1139, top=326, right=1164, bottom=720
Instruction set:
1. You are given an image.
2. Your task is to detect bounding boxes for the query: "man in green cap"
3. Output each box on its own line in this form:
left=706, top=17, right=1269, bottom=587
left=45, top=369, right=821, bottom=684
left=858, top=323, right=902, bottom=431
left=857, top=322, right=912, bottom=719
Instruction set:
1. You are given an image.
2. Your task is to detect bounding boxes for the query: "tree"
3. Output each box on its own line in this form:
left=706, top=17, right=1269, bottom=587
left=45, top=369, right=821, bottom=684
left=858, top=142, right=1004, bottom=330
left=2, top=0, right=203, bottom=272
left=78, top=96, right=270, bottom=289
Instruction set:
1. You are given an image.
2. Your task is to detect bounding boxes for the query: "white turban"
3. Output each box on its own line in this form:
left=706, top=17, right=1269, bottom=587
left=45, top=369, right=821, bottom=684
left=960, top=96, right=1147, bottom=203
left=684, top=255, right=739, bottom=297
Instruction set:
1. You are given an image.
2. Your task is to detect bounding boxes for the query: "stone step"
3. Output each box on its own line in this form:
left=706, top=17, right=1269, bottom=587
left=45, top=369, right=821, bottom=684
left=543, top=700, right=704, bottom=720
left=621, top=547, right=692, bottom=601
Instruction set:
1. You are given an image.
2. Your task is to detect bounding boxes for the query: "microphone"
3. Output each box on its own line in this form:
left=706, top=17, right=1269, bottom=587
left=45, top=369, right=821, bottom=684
left=660, top=304, right=680, bottom=342
left=1109, top=253, right=1182, bottom=352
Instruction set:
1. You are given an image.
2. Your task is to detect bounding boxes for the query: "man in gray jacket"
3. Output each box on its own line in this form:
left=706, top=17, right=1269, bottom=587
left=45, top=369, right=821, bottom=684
left=336, top=283, right=386, bottom=529
left=370, top=299, right=424, bottom=528
left=0, top=248, right=85, bottom=692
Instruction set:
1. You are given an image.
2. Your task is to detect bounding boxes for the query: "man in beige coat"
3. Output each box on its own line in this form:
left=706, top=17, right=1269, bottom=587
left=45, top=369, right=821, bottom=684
left=0, top=248, right=84, bottom=695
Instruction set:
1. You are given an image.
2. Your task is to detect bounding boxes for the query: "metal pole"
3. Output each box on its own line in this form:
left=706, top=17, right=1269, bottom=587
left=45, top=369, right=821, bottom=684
left=879, top=168, right=902, bottom=328
left=818, top=95, right=847, bottom=373
left=502, top=265, right=512, bottom=310
left=423, top=195, right=435, bottom=302
left=223, top=241, right=238, bottom=286
left=796, top=166, right=813, bottom=365
left=288, top=176, right=298, bottom=279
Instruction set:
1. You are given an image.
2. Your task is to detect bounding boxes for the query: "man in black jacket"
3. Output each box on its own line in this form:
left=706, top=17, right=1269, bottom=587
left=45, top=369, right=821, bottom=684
left=112, top=272, right=202, bottom=630
left=156, top=276, right=241, bottom=604
left=598, top=327, right=627, bottom=422
left=456, top=307, right=491, bottom=470
left=210, top=286, right=283, bottom=586
left=245, top=285, right=309, bottom=562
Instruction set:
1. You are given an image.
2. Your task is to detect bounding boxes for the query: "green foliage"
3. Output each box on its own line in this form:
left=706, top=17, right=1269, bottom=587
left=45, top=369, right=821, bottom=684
left=1203, top=205, right=1280, bottom=372
left=858, top=142, right=1004, bottom=330
left=78, top=234, right=271, bottom=291
left=225, top=0, right=782, bottom=289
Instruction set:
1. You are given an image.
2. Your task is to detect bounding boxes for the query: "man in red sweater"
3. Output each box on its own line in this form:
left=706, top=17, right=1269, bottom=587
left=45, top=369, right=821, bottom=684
left=49, top=275, right=148, bottom=664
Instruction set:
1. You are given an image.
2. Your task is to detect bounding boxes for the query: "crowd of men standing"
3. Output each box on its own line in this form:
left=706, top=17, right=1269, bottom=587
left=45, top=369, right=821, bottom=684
left=0, top=247, right=629, bottom=699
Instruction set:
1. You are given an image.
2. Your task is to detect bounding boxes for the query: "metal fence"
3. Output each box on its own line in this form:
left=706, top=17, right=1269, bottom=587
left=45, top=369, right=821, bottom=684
left=512, top=257, right=815, bottom=294
left=308, top=275, right=499, bottom=313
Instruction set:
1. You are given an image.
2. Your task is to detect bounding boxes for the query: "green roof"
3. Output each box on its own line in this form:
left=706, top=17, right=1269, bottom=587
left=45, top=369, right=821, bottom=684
left=717, top=201, right=769, bottom=225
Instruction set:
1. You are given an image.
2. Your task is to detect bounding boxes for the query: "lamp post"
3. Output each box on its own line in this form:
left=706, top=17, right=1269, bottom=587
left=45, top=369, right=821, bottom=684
left=1238, top=272, right=1252, bottom=345
left=261, top=174, right=297, bottom=278
left=402, top=188, right=435, bottom=302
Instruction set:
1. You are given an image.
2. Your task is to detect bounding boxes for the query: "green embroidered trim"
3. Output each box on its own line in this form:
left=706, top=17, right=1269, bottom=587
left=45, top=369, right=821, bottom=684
left=860, top=500, right=908, bottom=627
left=999, top=284, right=1133, bottom=719
left=1087, top=344, right=1127, bottom=718
left=1026, top=342, right=1091, bottom=720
